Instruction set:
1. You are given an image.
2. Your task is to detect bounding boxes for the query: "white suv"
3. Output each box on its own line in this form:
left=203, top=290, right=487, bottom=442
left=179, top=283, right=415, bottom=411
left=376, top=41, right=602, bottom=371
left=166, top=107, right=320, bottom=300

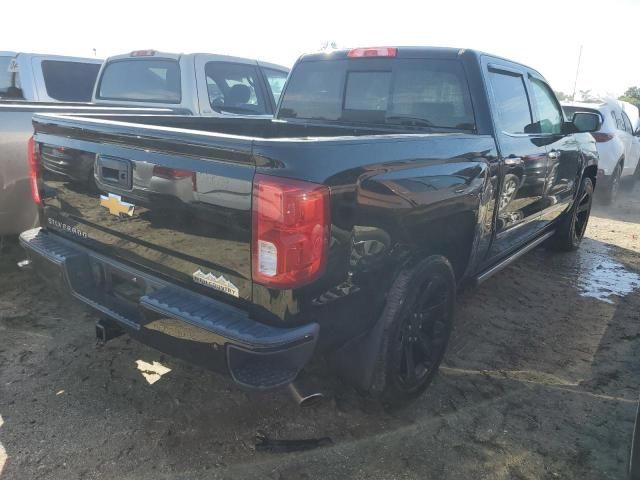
left=563, top=100, right=640, bottom=203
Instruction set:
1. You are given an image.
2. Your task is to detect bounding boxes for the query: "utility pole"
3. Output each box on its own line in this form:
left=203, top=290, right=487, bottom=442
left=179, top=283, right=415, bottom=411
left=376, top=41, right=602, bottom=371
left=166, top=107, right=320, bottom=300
left=571, top=45, right=583, bottom=101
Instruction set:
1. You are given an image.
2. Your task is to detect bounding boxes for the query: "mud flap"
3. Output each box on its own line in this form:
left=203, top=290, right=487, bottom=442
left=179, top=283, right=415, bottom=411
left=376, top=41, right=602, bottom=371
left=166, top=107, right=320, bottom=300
left=328, top=312, right=389, bottom=393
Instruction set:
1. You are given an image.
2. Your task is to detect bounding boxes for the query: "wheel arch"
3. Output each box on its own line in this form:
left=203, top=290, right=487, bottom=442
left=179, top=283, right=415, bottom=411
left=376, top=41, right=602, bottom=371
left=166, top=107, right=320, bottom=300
left=401, top=209, right=478, bottom=283
left=583, top=164, right=598, bottom=188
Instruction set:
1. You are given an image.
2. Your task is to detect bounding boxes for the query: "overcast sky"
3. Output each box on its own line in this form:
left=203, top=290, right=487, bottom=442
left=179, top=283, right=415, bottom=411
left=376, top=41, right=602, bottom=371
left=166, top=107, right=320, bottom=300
left=3, top=0, right=639, bottom=98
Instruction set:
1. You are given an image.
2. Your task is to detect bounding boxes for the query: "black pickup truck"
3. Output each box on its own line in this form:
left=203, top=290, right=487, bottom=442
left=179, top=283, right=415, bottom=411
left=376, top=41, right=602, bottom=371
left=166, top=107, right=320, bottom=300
left=20, top=47, right=601, bottom=406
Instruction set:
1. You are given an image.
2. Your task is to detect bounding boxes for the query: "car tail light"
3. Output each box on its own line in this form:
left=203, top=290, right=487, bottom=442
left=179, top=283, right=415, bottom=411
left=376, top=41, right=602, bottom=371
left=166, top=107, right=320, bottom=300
left=347, top=47, right=397, bottom=58
left=252, top=174, right=330, bottom=289
left=591, top=132, right=613, bottom=143
left=27, top=136, right=41, bottom=205
left=130, top=50, right=155, bottom=57
left=152, top=165, right=193, bottom=179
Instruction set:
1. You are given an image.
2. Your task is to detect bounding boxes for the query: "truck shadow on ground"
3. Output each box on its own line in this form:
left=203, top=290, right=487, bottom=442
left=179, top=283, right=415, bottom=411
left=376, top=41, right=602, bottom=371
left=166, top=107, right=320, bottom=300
left=0, top=232, right=639, bottom=479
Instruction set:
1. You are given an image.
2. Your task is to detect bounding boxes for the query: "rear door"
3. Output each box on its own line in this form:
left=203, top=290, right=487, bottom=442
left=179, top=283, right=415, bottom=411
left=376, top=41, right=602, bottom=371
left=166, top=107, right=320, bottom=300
left=484, top=61, right=550, bottom=257
left=195, top=55, right=273, bottom=116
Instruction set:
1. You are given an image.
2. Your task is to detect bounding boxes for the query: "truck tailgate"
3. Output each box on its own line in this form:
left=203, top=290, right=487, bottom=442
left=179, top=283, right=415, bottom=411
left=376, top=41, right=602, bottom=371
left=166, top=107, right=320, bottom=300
left=33, top=114, right=255, bottom=302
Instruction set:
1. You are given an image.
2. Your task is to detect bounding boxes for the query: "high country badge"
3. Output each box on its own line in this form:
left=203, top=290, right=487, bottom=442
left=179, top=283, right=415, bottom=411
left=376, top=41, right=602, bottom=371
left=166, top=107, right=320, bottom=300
left=192, top=269, right=240, bottom=298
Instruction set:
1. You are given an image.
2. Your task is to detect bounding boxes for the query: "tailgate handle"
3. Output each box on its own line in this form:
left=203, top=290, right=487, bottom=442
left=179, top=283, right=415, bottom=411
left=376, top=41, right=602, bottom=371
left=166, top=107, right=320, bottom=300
left=97, top=155, right=132, bottom=190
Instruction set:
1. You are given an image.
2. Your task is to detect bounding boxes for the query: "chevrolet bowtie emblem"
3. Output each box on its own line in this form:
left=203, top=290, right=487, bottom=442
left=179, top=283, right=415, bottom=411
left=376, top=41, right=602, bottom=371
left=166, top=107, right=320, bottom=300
left=100, top=193, right=135, bottom=217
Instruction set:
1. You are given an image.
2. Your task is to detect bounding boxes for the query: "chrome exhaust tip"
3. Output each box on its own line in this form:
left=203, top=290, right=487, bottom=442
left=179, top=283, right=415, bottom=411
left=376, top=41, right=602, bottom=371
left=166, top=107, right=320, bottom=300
left=287, top=381, right=325, bottom=408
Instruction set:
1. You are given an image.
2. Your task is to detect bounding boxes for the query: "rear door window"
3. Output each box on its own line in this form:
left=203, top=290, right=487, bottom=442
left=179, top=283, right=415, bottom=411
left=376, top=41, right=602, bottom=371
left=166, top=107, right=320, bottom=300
left=612, top=110, right=624, bottom=131
left=205, top=62, right=268, bottom=115
left=622, top=111, right=633, bottom=134
left=41, top=60, right=101, bottom=102
left=279, top=58, right=475, bottom=130
left=0, top=56, right=23, bottom=99
left=97, top=59, right=181, bottom=103
left=488, top=70, right=533, bottom=134
left=263, top=68, right=288, bottom=105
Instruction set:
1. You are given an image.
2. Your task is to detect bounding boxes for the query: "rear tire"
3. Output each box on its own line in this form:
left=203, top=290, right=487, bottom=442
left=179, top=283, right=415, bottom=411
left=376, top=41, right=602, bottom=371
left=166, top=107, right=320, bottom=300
left=546, top=176, right=593, bottom=251
left=601, top=163, right=621, bottom=205
left=370, top=255, right=456, bottom=409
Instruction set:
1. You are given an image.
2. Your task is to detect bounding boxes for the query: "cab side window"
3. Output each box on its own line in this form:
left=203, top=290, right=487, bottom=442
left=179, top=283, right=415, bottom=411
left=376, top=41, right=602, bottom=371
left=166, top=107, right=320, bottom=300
left=488, top=70, right=533, bottom=134
left=530, top=78, right=562, bottom=134
left=204, top=62, right=268, bottom=115
left=263, top=68, right=288, bottom=105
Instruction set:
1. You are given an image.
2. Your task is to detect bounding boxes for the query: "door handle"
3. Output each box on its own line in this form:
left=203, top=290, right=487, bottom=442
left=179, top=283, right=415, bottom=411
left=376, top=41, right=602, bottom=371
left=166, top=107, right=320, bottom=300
left=548, top=150, right=561, bottom=160
left=504, top=156, right=523, bottom=167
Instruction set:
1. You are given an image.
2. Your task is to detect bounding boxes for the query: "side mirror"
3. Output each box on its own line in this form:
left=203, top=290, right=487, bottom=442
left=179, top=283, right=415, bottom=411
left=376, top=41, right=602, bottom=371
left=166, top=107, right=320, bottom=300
left=634, top=128, right=640, bottom=137
left=572, top=112, right=601, bottom=133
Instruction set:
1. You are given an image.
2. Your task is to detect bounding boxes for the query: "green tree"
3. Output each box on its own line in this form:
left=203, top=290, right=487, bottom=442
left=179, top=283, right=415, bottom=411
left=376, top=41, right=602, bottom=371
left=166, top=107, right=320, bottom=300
left=619, top=86, right=640, bottom=107
left=554, top=90, right=570, bottom=101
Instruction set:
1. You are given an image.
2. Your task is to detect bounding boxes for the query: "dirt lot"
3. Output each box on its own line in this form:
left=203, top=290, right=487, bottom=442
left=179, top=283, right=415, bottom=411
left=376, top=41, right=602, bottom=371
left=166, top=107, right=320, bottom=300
left=1, top=185, right=639, bottom=480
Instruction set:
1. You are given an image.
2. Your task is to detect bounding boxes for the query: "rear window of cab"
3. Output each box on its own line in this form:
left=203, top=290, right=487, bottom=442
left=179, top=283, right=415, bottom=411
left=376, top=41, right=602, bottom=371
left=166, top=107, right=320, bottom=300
left=97, top=58, right=181, bottom=103
left=278, top=58, right=475, bottom=130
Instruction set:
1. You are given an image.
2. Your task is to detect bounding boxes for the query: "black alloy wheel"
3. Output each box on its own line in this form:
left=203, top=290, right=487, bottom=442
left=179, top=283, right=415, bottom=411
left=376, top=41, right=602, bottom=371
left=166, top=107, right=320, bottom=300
left=397, top=277, right=451, bottom=389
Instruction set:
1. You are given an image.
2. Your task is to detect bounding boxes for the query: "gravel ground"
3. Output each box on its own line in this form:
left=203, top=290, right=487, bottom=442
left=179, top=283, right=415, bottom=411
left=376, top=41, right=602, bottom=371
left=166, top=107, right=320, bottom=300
left=0, top=184, right=639, bottom=480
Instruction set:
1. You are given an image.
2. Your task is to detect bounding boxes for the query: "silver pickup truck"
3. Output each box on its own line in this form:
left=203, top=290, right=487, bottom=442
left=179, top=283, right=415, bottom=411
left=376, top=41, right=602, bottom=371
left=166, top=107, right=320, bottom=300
left=92, top=50, right=289, bottom=115
left=0, top=51, right=289, bottom=237
left=0, top=52, right=102, bottom=102
left=0, top=103, right=175, bottom=236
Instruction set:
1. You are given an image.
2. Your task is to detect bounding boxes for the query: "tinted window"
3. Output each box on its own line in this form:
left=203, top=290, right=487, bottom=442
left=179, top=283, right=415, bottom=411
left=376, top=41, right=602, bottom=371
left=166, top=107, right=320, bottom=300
left=263, top=68, right=288, bottom=105
left=98, top=59, right=181, bottom=103
left=41, top=60, right=100, bottom=102
left=279, top=58, right=475, bottom=130
left=488, top=70, right=532, bottom=134
left=530, top=78, right=562, bottom=134
left=344, top=71, right=391, bottom=110
left=0, top=56, right=23, bottom=98
left=279, top=60, right=344, bottom=121
left=0, top=56, right=13, bottom=93
left=205, top=62, right=268, bottom=115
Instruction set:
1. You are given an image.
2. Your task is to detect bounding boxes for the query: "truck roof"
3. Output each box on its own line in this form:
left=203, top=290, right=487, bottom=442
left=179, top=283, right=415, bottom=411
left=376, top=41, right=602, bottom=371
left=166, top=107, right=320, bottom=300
left=0, top=51, right=102, bottom=63
left=104, top=50, right=289, bottom=71
left=299, top=46, right=543, bottom=77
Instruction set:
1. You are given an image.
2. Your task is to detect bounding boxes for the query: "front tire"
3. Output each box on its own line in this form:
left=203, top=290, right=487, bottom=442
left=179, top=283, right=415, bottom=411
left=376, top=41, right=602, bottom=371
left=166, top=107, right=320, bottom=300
left=546, top=176, right=594, bottom=251
left=371, top=255, right=456, bottom=408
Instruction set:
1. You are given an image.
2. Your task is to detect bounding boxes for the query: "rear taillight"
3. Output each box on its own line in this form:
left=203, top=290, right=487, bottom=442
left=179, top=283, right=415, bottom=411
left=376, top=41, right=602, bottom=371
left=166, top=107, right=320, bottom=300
left=252, top=174, right=330, bottom=289
left=152, top=165, right=193, bottom=179
left=27, top=136, right=41, bottom=205
left=591, top=132, right=613, bottom=143
left=347, top=47, right=397, bottom=58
